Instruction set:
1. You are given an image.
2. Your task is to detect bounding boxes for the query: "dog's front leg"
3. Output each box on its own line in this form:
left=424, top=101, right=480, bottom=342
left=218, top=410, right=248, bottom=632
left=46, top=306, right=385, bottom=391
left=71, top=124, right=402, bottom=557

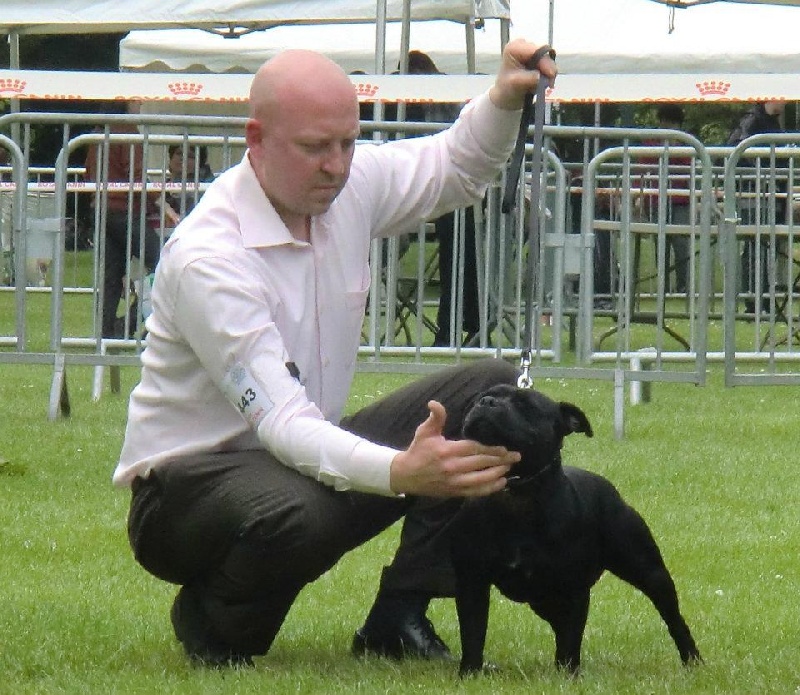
left=534, top=591, right=590, bottom=675
left=455, top=576, right=492, bottom=677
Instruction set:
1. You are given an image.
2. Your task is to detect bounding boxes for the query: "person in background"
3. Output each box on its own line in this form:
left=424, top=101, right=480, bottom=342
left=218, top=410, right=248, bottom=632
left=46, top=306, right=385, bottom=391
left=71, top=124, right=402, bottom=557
left=84, top=101, right=179, bottom=338
left=640, top=103, right=692, bottom=295
left=168, top=144, right=214, bottom=184
left=115, top=41, right=555, bottom=668
left=164, top=144, right=214, bottom=221
left=727, top=101, right=787, bottom=315
left=405, top=50, right=481, bottom=347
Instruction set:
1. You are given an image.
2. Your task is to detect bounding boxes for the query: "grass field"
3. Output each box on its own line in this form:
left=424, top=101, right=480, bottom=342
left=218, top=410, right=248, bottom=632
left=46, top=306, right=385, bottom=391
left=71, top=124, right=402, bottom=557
left=1, top=354, right=799, bottom=695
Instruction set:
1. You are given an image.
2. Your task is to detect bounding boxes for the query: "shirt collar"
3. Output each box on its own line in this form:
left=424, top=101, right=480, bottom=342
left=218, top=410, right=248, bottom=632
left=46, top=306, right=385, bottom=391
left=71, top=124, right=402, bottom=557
left=237, top=152, right=309, bottom=249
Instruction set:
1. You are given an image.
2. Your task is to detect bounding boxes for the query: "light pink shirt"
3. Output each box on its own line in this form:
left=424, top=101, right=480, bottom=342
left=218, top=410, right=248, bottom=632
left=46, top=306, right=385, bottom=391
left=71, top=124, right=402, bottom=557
left=113, top=91, right=520, bottom=495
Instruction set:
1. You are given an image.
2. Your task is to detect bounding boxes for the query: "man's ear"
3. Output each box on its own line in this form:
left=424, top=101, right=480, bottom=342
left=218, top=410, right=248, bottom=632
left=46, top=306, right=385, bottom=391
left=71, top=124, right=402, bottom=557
left=559, top=402, right=593, bottom=438
left=245, top=118, right=263, bottom=150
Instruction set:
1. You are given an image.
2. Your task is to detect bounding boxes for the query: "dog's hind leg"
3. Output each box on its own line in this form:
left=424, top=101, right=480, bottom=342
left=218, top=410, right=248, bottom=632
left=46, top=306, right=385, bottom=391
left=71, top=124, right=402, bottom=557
left=604, top=509, right=702, bottom=665
left=627, top=564, right=701, bottom=665
left=621, top=565, right=702, bottom=665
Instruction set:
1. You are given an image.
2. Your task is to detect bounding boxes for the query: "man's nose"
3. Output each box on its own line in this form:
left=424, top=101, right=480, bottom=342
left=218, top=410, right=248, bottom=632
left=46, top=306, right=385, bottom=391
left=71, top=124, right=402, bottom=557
left=321, top=146, right=347, bottom=175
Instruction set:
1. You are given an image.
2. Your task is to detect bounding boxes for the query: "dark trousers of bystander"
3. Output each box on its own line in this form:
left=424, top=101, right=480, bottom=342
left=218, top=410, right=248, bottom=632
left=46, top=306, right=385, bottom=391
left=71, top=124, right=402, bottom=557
left=126, top=358, right=519, bottom=659
left=433, top=207, right=480, bottom=345
left=101, top=210, right=162, bottom=338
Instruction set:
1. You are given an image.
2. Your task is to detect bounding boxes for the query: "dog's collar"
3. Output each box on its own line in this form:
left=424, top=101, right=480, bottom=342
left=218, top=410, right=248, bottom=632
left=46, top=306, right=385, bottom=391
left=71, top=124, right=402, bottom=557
left=505, top=459, right=558, bottom=492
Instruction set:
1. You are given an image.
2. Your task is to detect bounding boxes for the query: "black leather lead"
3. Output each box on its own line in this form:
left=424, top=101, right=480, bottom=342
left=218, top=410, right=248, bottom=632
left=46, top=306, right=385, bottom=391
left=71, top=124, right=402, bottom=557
left=501, top=46, right=555, bottom=214
left=503, top=46, right=555, bottom=389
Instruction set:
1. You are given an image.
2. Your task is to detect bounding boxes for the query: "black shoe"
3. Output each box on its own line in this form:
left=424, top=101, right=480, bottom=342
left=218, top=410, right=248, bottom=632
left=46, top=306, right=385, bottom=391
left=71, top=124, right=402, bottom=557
left=351, top=613, right=452, bottom=661
left=463, top=330, right=479, bottom=347
left=593, top=297, right=614, bottom=311
left=171, top=588, right=254, bottom=669
left=431, top=332, right=449, bottom=347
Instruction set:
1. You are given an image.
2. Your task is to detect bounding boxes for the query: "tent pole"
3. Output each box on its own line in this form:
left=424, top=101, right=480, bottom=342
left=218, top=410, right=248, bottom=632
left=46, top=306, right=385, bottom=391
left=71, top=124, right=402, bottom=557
left=372, top=0, right=387, bottom=124
left=394, top=0, right=411, bottom=125
left=465, top=20, right=476, bottom=74
left=399, top=0, right=411, bottom=73
left=9, top=32, right=21, bottom=144
left=374, top=0, right=387, bottom=75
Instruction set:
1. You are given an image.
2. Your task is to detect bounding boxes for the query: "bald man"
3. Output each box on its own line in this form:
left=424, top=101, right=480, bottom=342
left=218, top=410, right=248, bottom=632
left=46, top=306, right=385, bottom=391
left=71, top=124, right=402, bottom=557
left=115, top=41, right=557, bottom=667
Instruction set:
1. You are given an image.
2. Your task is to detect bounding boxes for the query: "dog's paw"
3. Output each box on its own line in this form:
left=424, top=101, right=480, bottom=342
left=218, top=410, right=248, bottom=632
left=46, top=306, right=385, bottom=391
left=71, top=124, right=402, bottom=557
left=682, top=651, right=704, bottom=667
left=555, top=659, right=581, bottom=678
left=458, top=661, right=501, bottom=678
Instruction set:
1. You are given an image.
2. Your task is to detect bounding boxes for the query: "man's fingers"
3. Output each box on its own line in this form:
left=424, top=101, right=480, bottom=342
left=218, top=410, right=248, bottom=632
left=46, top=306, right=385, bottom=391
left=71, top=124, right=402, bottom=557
left=447, top=439, right=520, bottom=461
left=443, top=462, right=511, bottom=497
left=415, top=400, right=446, bottom=439
left=392, top=410, right=520, bottom=498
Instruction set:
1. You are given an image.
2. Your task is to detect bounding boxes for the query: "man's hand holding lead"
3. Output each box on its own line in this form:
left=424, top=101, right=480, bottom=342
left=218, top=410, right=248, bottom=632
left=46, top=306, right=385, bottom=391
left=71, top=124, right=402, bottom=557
left=490, top=37, right=558, bottom=111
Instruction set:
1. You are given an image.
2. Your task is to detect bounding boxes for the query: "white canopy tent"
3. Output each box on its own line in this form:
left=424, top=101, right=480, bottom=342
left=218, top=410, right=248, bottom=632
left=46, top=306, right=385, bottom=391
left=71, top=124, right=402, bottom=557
left=1, top=0, right=510, bottom=79
left=2, top=0, right=800, bottom=103
left=119, top=21, right=505, bottom=76
left=113, top=0, right=800, bottom=102
left=646, top=0, right=800, bottom=6
left=535, top=0, right=800, bottom=75
left=116, top=0, right=800, bottom=77
left=0, top=0, right=510, bottom=35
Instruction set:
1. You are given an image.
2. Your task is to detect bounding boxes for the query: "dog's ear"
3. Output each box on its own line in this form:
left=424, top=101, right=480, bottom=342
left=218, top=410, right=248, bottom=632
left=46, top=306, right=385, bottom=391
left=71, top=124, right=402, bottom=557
left=558, top=402, right=594, bottom=438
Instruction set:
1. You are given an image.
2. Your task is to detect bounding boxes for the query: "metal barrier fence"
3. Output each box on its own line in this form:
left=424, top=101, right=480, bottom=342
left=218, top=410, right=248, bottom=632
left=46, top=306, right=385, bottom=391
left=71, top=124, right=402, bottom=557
left=721, top=134, right=800, bottom=386
left=0, top=134, right=27, bottom=350
left=1, top=110, right=798, bottom=430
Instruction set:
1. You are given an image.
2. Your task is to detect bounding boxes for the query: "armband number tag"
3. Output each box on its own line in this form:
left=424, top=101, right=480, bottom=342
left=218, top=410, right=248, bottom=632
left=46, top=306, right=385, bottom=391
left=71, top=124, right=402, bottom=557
left=222, top=363, right=274, bottom=428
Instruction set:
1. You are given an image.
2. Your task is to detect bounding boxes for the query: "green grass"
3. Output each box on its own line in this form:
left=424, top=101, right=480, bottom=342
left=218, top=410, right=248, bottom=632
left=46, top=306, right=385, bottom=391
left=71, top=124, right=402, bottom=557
left=1, top=245, right=799, bottom=693
left=1, top=360, right=799, bottom=694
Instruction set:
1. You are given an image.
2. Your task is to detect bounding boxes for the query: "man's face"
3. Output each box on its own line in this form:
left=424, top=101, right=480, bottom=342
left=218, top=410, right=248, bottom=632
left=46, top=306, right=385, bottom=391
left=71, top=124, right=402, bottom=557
left=765, top=101, right=785, bottom=116
left=248, top=97, right=360, bottom=222
left=169, top=149, right=197, bottom=180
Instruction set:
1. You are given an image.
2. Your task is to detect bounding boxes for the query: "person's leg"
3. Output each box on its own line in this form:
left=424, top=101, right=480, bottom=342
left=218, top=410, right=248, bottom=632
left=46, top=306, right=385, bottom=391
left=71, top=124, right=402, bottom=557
left=127, top=358, right=518, bottom=665
left=757, top=237, right=771, bottom=313
left=101, top=211, right=129, bottom=337
left=461, top=206, right=480, bottom=338
left=670, top=235, right=691, bottom=294
left=739, top=204, right=757, bottom=313
left=434, top=208, right=480, bottom=345
left=140, top=220, right=163, bottom=271
left=669, top=205, right=691, bottom=294
left=128, top=450, right=407, bottom=665
left=343, top=358, right=519, bottom=659
left=433, top=212, right=455, bottom=346
left=127, top=221, right=164, bottom=333
left=593, top=230, right=612, bottom=297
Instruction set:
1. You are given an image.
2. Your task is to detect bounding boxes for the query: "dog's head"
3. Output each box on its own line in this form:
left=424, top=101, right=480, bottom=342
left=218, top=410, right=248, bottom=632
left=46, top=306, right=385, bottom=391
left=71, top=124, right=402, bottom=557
left=463, top=384, right=593, bottom=481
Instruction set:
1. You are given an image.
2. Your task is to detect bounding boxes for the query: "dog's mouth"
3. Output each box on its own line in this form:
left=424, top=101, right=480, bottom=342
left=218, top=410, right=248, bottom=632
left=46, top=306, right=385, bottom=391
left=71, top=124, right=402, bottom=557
left=462, top=414, right=499, bottom=446
left=463, top=407, right=525, bottom=450
left=464, top=406, right=558, bottom=489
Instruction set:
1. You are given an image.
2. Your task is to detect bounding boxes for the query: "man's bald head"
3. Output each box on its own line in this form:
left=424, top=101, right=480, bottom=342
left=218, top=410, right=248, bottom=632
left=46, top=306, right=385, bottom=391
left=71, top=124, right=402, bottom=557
left=249, top=50, right=358, bottom=125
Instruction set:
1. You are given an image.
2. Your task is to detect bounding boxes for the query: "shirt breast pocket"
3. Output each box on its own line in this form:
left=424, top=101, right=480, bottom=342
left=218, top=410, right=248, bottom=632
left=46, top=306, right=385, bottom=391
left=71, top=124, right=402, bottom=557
left=344, top=283, right=370, bottom=335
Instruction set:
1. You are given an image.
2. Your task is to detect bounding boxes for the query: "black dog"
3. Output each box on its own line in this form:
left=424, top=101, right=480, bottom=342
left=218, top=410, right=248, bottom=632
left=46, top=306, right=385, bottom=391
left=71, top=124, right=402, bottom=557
left=452, top=384, right=701, bottom=676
